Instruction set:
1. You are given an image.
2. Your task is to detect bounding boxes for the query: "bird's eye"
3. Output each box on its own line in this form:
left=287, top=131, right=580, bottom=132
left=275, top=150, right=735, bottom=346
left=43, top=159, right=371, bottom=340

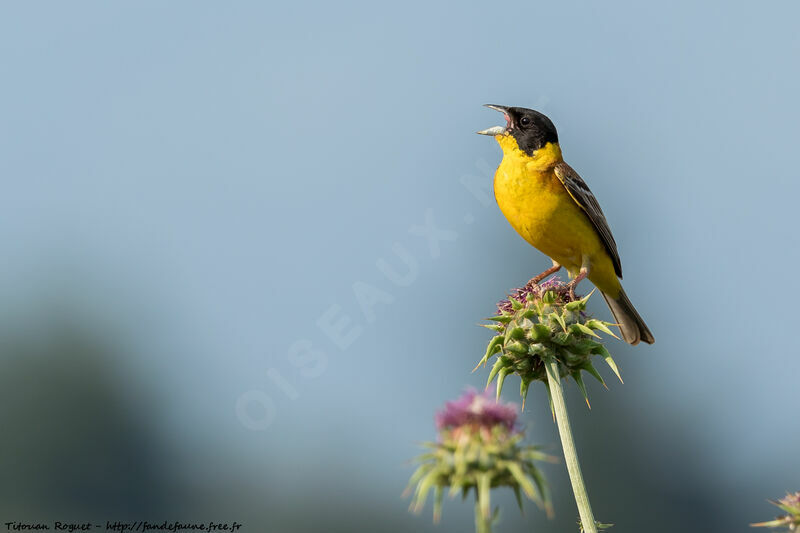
left=520, top=116, right=531, bottom=127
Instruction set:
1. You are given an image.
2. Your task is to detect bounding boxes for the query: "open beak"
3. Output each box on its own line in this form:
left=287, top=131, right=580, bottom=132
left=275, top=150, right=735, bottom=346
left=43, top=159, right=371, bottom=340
left=477, top=104, right=510, bottom=136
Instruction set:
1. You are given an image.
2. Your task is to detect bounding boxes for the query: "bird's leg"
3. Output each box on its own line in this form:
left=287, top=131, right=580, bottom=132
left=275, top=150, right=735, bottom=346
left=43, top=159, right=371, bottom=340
left=526, top=262, right=562, bottom=287
left=565, top=268, right=588, bottom=300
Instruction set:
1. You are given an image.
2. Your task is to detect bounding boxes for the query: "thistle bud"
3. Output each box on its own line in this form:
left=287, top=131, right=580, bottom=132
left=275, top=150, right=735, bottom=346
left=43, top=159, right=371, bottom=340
left=752, top=492, right=800, bottom=531
left=475, top=278, right=622, bottom=409
left=405, top=388, right=553, bottom=526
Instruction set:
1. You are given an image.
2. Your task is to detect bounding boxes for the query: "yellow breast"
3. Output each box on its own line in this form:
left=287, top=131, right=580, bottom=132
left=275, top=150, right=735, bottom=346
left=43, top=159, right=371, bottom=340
left=492, top=136, right=610, bottom=282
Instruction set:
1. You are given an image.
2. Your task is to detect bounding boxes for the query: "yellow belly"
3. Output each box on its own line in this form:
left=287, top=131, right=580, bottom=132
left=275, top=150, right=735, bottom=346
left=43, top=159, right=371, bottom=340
left=493, top=153, right=619, bottom=294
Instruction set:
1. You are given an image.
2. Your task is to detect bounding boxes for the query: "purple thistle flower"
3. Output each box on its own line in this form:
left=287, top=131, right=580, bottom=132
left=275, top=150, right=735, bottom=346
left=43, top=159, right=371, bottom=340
left=406, top=388, right=553, bottom=524
left=538, top=275, right=564, bottom=290
left=497, top=275, right=581, bottom=314
left=782, top=492, right=800, bottom=510
left=435, top=388, right=518, bottom=432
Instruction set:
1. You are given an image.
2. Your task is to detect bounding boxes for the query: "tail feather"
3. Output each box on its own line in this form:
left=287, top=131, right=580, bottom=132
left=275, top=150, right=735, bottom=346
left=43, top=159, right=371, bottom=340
left=600, top=287, right=654, bottom=345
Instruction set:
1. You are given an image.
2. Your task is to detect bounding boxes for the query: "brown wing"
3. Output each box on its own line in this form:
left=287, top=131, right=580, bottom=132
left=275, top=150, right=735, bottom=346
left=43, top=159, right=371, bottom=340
left=554, top=162, right=622, bottom=278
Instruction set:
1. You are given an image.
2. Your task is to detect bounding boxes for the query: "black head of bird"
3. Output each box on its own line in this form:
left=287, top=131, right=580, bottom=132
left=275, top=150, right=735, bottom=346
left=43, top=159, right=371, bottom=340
left=478, top=105, right=559, bottom=155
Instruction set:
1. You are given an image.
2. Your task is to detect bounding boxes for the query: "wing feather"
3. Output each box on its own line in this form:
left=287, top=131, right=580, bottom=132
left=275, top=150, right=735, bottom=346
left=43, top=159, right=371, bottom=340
left=554, top=162, right=622, bottom=278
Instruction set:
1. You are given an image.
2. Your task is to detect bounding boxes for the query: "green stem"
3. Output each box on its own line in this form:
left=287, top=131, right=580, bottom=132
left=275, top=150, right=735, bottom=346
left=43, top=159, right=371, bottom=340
left=544, top=356, right=597, bottom=533
left=474, top=498, right=492, bottom=533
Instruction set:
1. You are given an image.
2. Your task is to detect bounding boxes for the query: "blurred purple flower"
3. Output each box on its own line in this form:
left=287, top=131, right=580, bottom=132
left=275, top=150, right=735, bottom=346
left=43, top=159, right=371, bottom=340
left=435, top=388, right=518, bottom=432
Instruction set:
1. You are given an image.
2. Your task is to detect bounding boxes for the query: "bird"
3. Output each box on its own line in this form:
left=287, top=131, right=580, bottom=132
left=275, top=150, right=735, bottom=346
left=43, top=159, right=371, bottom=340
left=477, top=104, right=654, bottom=345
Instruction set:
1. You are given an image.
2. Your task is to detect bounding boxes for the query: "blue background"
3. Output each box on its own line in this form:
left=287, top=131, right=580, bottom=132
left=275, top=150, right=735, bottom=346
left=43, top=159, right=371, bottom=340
left=1, top=2, right=798, bottom=532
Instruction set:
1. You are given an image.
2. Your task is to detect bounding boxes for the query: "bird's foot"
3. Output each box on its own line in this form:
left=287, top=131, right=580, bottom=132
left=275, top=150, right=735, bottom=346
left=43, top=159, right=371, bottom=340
left=564, top=270, right=588, bottom=300
left=525, top=264, right=562, bottom=288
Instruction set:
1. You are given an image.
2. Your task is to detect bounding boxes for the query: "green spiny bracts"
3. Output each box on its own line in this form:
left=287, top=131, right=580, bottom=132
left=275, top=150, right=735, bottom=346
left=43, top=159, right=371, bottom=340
left=752, top=492, right=800, bottom=531
left=475, top=278, right=623, bottom=410
left=405, top=389, right=553, bottom=530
